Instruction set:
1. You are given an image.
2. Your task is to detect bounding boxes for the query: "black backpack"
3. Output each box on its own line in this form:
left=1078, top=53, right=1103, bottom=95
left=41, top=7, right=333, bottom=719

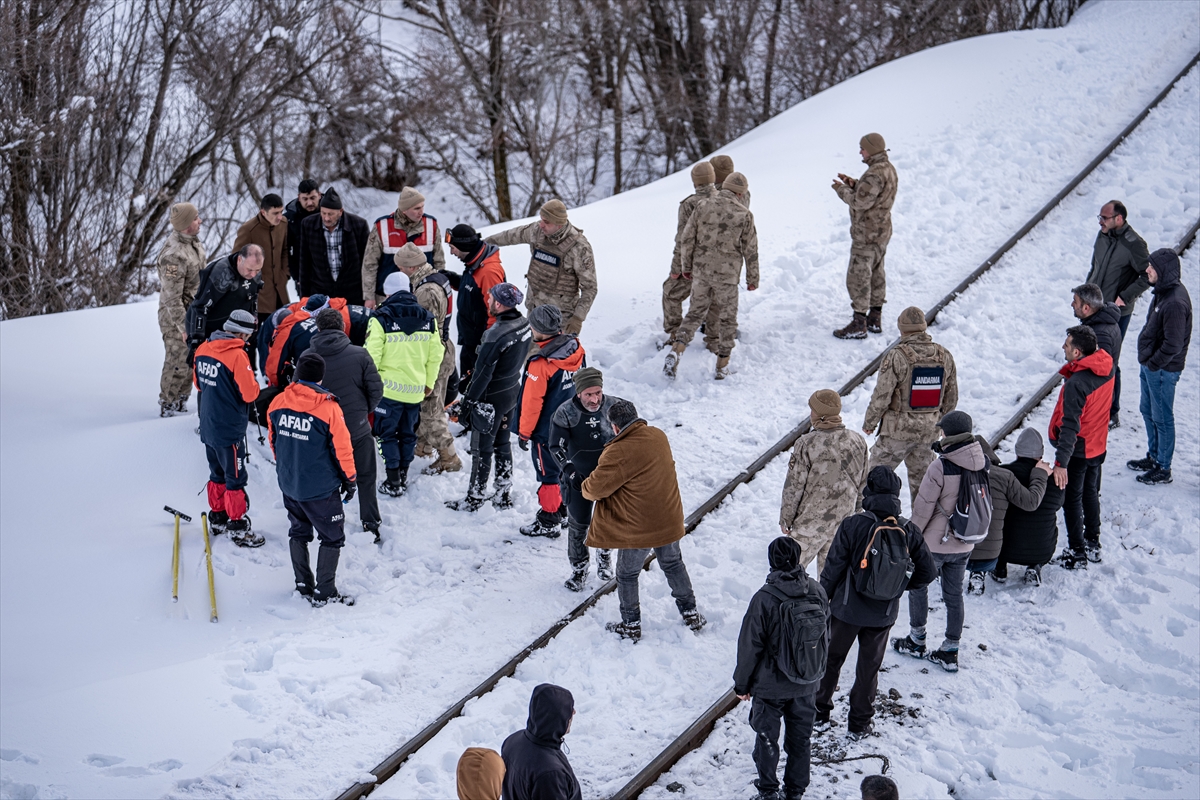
left=763, top=576, right=829, bottom=686
left=851, top=514, right=915, bottom=601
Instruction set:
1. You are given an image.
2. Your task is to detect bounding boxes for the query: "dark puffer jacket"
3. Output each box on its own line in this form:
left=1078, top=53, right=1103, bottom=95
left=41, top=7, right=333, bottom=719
left=998, top=458, right=1065, bottom=567
left=306, top=328, right=383, bottom=442
left=733, top=567, right=830, bottom=699
left=969, top=438, right=1049, bottom=563
left=1138, top=248, right=1192, bottom=374
left=501, top=684, right=582, bottom=800
left=1081, top=301, right=1123, bottom=365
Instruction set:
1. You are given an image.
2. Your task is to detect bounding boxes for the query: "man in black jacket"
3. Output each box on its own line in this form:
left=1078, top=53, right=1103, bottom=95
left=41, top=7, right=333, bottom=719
left=1073, top=281, right=1124, bottom=427
left=446, top=283, right=531, bottom=512
left=298, top=188, right=369, bottom=305
left=1131, top=248, right=1192, bottom=485
left=308, top=308, right=384, bottom=541
left=500, top=683, right=582, bottom=800
left=284, top=179, right=321, bottom=284
left=817, top=466, right=935, bottom=738
left=187, top=245, right=264, bottom=358
left=734, top=537, right=830, bottom=800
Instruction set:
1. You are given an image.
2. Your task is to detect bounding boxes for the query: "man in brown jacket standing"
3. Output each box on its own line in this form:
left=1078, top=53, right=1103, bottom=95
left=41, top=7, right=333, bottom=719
left=157, top=202, right=206, bottom=416
left=832, top=133, right=898, bottom=339
left=580, top=399, right=705, bottom=641
left=234, top=194, right=289, bottom=373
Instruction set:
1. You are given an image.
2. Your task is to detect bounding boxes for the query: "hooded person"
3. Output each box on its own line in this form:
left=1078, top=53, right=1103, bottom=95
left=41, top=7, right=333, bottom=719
left=997, top=429, right=1064, bottom=586
left=500, top=684, right=582, bottom=800
left=456, top=747, right=505, bottom=800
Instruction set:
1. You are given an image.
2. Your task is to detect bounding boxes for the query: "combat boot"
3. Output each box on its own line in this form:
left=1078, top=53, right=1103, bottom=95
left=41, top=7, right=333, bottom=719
left=833, top=312, right=868, bottom=340
left=519, top=511, right=562, bottom=539
left=422, top=448, right=462, bottom=475
left=227, top=517, right=265, bottom=548
left=663, top=341, right=686, bottom=379
left=715, top=355, right=731, bottom=380
left=414, top=442, right=433, bottom=458
left=867, top=306, right=883, bottom=334
left=597, top=550, right=614, bottom=581
left=564, top=563, right=588, bottom=592
left=446, top=455, right=490, bottom=511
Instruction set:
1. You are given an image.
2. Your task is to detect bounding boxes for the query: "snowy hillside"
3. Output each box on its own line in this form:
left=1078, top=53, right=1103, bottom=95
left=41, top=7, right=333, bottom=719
left=2, top=2, right=1199, bottom=799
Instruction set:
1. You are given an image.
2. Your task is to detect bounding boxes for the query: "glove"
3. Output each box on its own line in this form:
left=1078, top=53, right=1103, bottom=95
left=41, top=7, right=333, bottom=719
left=457, top=371, right=472, bottom=395
left=340, top=481, right=357, bottom=504
left=518, top=437, right=530, bottom=451
left=564, top=316, right=584, bottom=336
left=566, top=469, right=584, bottom=492
left=442, top=269, right=462, bottom=290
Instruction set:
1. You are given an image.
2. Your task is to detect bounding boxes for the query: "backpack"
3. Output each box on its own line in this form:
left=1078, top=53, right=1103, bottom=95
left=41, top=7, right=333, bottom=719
left=937, top=459, right=993, bottom=544
left=894, top=344, right=947, bottom=411
left=762, top=578, right=828, bottom=686
left=851, top=514, right=915, bottom=601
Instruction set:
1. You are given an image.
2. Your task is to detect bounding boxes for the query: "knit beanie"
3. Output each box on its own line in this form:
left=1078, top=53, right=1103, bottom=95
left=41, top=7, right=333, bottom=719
left=539, top=199, right=569, bottom=226
left=383, top=271, right=411, bottom=296
left=319, top=188, right=343, bottom=210
left=529, top=304, right=563, bottom=335
left=223, top=309, right=256, bottom=336
left=897, top=306, right=928, bottom=334
left=937, top=410, right=973, bottom=437
left=294, top=352, right=325, bottom=384
left=456, top=747, right=505, bottom=800
left=572, top=366, right=603, bottom=392
left=710, top=155, right=735, bottom=185
left=304, top=294, right=330, bottom=312
left=396, top=242, right=427, bottom=269
left=860, top=133, right=887, bottom=155
left=721, top=171, right=749, bottom=195
left=490, top=282, right=523, bottom=308
left=170, top=202, right=199, bottom=232
left=768, top=536, right=802, bottom=571
left=1015, top=428, right=1044, bottom=459
left=447, top=224, right=482, bottom=254
left=864, top=465, right=902, bottom=499
left=298, top=179, right=320, bottom=194
left=397, top=186, right=425, bottom=212
left=808, top=389, right=841, bottom=419
left=690, top=161, right=716, bottom=187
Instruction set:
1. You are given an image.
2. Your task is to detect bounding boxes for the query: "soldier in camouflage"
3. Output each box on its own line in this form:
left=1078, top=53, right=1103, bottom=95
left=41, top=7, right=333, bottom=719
left=780, top=389, right=868, bottom=572
left=485, top=199, right=597, bottom=336
left=361, top=186, right=445, bottom=309
left=862, top=307, right=958, bottom=503
left=665, top=171, right=758, bottom=380
left=832, top=133, right=898, bottom=340
left=710, top=154, right=751, bottom=208
left=157, top=202, right=206, bottom=416
left=662, top=161, right=720, bottom=348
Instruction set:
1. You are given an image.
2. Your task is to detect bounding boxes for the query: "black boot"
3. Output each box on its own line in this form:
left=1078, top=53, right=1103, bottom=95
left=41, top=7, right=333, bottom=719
left=492, top=454, right=514, bottom=509
left=312, top=545, right=353, bottom=606
left=379, top=466, right=407, bottom=497
left=290, top=538, right=314, bottom=596
left=208, top=510, right=230, bottom=534
left=520, top=510, right=563, bottom=538
left=597, top=549, right=614, bottom=581
left=564, top=563, right=589, bottom=592
left=867, top=306, right=883, bottom=334
left=446, top=453, right=490, bottom=511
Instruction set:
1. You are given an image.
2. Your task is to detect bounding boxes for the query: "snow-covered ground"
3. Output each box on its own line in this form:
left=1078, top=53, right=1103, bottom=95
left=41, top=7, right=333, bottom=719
left=2, top=2, right=1199, bottom=799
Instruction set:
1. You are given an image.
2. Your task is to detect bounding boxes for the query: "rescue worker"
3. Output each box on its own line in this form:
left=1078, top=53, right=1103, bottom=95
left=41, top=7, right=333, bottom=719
left=362, top=186, right=445, bottom=309
left=832, top=133, right=898, bottom=339
left=157, top=202, right=206, bottom=416
left=665, top=171, right=758, bottom=380
left=448, top=224, right=507, bottom=384
left=662, top=162, right=719, bottom=347
left=186, top=244, right=264, bottom=359
left=485, top=199, right=597, bottom=336
left=862, top=306, right=959, bottom=504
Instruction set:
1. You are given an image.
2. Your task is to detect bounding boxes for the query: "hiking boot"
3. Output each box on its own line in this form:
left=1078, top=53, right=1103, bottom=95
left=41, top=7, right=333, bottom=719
left=833, top=312, right=868, bottom=340
left=1056, top=548, right=1088, bottom=570
left=893, top=635, right=927, bottom=658
left=813, top=715, right=837, bottom=734
left=715, top=355, right=730, bottom=380
left=663, top=342, right=685, bottom=379
left=364, top=521, right=381, bottom=544
left=1108, top=412, right=1120, bottom=430
left=606, top=619, right=641, bottom=641
left=310, top=591, right=355, bottom=608
left=519, top=512, right=562, bottom=539
left=1084, top=540, right=1102, bottom=563
left=866, top=306, right=883, bottom=334
left=967, top=572, right=986, bottom=596
left=227, top=518, right=265, bottom=548
left=422, top=449, right=462, bottom=475
left=445, top=494, right=486, bottom=512
left=928, top=649, right=959, bottom=672
left=159, top=402, right=178, bottom=418
left=414, top=442, right=433, bottom=458
left=208, top=510, right=230, bottom=535
left=379, top=466, right=408, bottom=498
left=564, top=564, right=588, bottom=592
left=682, top=609, right=707, bottom=632
left=1127, top=455, right=1157, bottom=472
left=597, top=550, right=614, bottom=581
left=1137, top=466, right=1173, bottom=485
left=751, top=789, right=783, bottom=800
left=847, top=723, right=874, bottom=741
left=1024, top=565, right=1042, bottom=586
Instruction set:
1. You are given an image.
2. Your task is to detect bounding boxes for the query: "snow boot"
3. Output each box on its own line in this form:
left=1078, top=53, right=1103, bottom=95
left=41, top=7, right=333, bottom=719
left=227, top=517, right=265, bottom=548
left=715, top=355, right=730, bottom=380
left=813, top=715, right=837, bottom=734
left=490, top=455, right=514, bottom=509
left=294, top=582, right=314, bottom=598
left=159, top=402, right=178, bottom=418
left=682, top=609, right=707, bottom=632
left=520, top=511, right=563, bottom=539
left=597, top=550, right=614, bottom=581
left=1084, top=539, right=1103, bottom=563
left=364, top=521, right=381, bottom=545
left=833, top=312, right=868, bottom=340
left=1108, top=411, right=1120, bottom=430
left=1127, top=455, right=1157, bottom=471
left=310, top=545, right=353, bottom=607
left=310, top=592, right=355, bottom=608
left=447, top=452, right=491, bottom=511
left=208, top=510, right=230, bottom=535
left=846, top=723, right=874, bottom=741
left=928, top=648, right=959, bottom=672
left=564, top=563, right=588, bottom=592
left=379, top=466, right=408, bottom=498
left=606, top=619, right=641, bottom=641
left=992, top=563, right=1008, bottom=583
left=893, top=634, right=927, bottom=658
left=663, top=341, right=685, bottom=379
left=1024, top=565, right=1042, bottom=586
left=422, top=448, right=462, bottom=475
left=414, top=442, right=433, bottom=458
left=1056, top=547, right=1088, bottom=570
left=967, top=572, right=986, bottom=596
left=1137, top=466, right=1173, bottom=485
left=866, top=306, right=883, bottom=334
left=751, top=788, right=782, bottom=800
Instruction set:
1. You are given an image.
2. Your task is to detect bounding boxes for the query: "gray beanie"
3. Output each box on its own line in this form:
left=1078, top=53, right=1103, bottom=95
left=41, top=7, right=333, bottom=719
left=529, top=304, right=563, bottom=335
left=572, top=366, right=603, bottom=391
left=937, top=410, right=973, bottom=437
left=223, top=309, right=256, bottom=336
left=1015, top=428, right=1044, bottom=459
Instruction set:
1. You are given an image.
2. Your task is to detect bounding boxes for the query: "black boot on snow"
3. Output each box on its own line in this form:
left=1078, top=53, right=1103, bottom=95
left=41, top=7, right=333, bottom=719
left=310, top=546, right=353, bottom=607
left=520, top=511, right=562, bottom=539
left=833, top=312, right=868, bottom=340
left=1137, top=466, right=1173, bottom=485
left=967, top=572, right=986, bottom=596
left=445, top=493, right=486, bottom=512
left=564, top=564, right=588, bottom=592
left=893, top=635, right=927, bottom=658
left=867, top=306, right=883, bottom=334
left=364, top=521, right=381, bottom=544
left=208, top=510, right=230, bottom=535
left=1084, top=540, right=1103, bottom=563
left=491, top=490, right=513, bottom=510
left=928, top=648, right=959, bottom=672
left=227, top=517, right=265, bottom=548
left=379, top=467, right=407, bottom=498
left=1056, top=548, right=1088, bottom=570
left=606, top=619, right=641, bottom=641
left=682, top=609, right=707, bottom=632
left=1127, top=455, right=1157, bottom=472
left=1024, top=565, right=1042, bottom=586
left=597, top=550, right=614, bottom=582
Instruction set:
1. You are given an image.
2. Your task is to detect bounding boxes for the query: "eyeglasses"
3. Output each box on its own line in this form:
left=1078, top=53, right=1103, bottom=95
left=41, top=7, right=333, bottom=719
left=1097, top=214, right=1116, bottom=222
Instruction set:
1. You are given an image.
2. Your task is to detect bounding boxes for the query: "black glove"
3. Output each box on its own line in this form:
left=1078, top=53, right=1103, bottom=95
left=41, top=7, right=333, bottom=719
left=442, top=269, right=462, bottom=291
left=518, top=437, right=530, bottom=451
left=340, top=481, right=357, bottom=504
left=457, top=371, right=471, bottom=395
left=566, top=470, right=584, bottom=492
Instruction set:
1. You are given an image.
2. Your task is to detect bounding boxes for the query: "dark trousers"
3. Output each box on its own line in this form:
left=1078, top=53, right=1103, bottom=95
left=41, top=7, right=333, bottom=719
left=373, top=397, right=421, bottom=470
left=750, top=693, right=817, bottom=796
left=1113, top=314, right=1131, bottom=414
left=815, top=617, right=891, bottom=732
left=615, top=541, right=696, bottom=623
left=351, top=433, right=380, bottom=529
left=468, top=409, right=513, bottom=496
left=532, top=442, right=563, bottom=514
left=205, top=439, right=249, bottom=519
left=1064, top=452, right=1104, bottom=550
left=562, top=481, right=596, bottom=566
left=284, top=490, right=346, bottom=597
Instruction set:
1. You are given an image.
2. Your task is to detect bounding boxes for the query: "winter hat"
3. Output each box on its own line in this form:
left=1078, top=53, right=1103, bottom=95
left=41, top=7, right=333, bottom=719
left=863, top=465, right=902, bottom=499
left=860, top=133, right=887, bottom=155
left=937, top=410, right=973, bottom=437
left=294, top=352, right=325, bottom=384
left=529, top=304, right=563, bottom=335
left=690, top=161, right=716, bottom=186
left=396, top=242, right=427, bottom=270
left=319, top=188, right=343, bottom=210
left=223, top=309, right=256, bottom=336
left=539, top=199, right=569, bottom=226
left=397, top=186, right=425, bottom=212
left=808, top=389, right=841, bottom=419
left=490, top=282, right=523, bottom=308
left=314, top=308, right=345, bottom=332
left=456, top=747, right=505, bottom=800
left=572, top=366, right=603, bottom=392
left=722, top=171, right=749, bottom=196
left=897, top=306, right=928, bottom=334
left=304, top=294, right=330, bottom=312
left=170, top=202, right=199, bottom=232
left=447, top=224, right=482, bottom=254
left=1015, top=428, right=1044, bottom=460
left=383, top=271, right=411, bottom=296
left=710, top=155, right=735, bottom=185
left=298, top=178, right=320, bottom=194
left=768, top=536, right=802, bottom=571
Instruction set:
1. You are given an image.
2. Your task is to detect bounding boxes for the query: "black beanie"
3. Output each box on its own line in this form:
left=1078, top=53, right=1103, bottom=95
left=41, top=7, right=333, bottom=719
left=768, top=536, right=802, bottom=571
left=294, top=352, right=325, bottom=384
left=448, top=223, right=482, bottom=254
left=319, top=188, right=343, bottom=210
left=863, top=465, right=902, bottom=499
left=937, top=410, right=973, bottom=437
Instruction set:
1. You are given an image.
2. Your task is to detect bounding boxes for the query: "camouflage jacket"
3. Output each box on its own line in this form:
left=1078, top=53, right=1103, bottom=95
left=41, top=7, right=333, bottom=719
left=863, top=332, right=958, bottom=441
left=670, top=184, right=716, bottom=276
left=157, top=231, right=206, bottom=336
left=780, top=425, right=868, bottom=536
left=362, top=212, right=445, bottom=301
left=679, top=189, right=759, bottom=287
left=715, top=182, right=751, bottom=208
left=834, top=152, right=897, bottom=250
left=486, top=221, right=597, bottom=321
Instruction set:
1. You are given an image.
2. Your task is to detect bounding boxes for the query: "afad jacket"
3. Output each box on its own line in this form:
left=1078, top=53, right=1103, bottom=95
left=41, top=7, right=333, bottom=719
left=264, top=297, right=352, bottom=387
left=516, top=334, right=585, bottom=443
left=194, top=333, right=260, bottom=447
left=1048, top=348, right=1114, bottom=466
left=456, top=242, right=507, bottom=346
left=365, top=290, right=443, bottom=404
left=268, top=381, right=356, bottom=501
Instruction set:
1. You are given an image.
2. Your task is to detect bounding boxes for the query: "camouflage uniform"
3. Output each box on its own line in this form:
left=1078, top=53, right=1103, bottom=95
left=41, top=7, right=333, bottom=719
left=834, top=152, right=898, bottom=314
left=715, top=182, right=751, bottom=208
left=863, top=332, right=958, bottom=502
left=672, top=190, right=758, bottom=357
left=486, top=222, right=597, bottom=334
left=157, top=231, right=205, bottom=407
left=362, top=212, right=446, bottom=306
left=662, top=183, right=721, bottom=348
left=410, top=263, right=456, bottom=453
left=780, top=425, right=868, bottom=572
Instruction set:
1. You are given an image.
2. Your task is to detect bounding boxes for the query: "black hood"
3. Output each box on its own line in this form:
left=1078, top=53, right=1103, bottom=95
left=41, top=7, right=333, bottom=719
left=1150, top=248, right=1181, bottom=293
left=377, top=290, right=433, bottom=335
left=309, top=328, right=350, bottom=357
left=765, top=566, right=811, bottom=597
left=862, top=465, right=902, bottom=518
left=524, top=683, right=574, bottom=747
left=1088, top=301, right=1122, bottom=327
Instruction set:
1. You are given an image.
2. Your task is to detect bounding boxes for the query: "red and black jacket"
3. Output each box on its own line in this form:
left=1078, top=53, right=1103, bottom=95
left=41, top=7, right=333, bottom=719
left=264, top=297, right=352, bottom=386
left=1049, top=349, right=1114, bottom=466
left=267, top=381, right=357, bottom=501
left=516, top=335, right=585, bottom=443
left=194, top=333, right=260, bottom=446
left=457, top=243, right=507, bottom=346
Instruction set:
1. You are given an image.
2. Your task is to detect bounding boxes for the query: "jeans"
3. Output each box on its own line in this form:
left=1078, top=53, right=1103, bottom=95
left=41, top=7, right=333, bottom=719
left=750, top=694, right=817, bottom=796
left=1064, top=453, right=1105, bottom=550
left=1113, top=313, right=1132, bottom=414
left=815, top=618, right=890, bottom=732
left=968, top=557, right=998, bottom=574
left=1140, top=364, right=1181, bottom=470
left=908, top=551, right=969, bottom=643
left=373, top=397, right=421, bottom=470
left=615, top=541, right=696, bottom=623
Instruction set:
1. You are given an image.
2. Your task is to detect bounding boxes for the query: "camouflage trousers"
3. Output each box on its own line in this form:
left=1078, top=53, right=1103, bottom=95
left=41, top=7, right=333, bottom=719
left=846, top=245, right=887, bottom=315
left=418, top=340, right=456, bottom=452
left=868, top=435, right=936, bottom=505
left=662, top=274, right=720, bottom=346
left=673, top=280, right=739, bottom=357
left=158, top=315, right=193, bottom=407
left=787, top=525, right=836, bottom=575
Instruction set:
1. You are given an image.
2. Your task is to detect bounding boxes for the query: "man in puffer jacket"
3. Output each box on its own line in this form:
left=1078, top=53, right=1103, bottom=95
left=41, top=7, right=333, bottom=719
left=1072, top=282, right=1124, bottom=426
left=500, top=684, right=582, bottom=800
left=893, top=410, right=987, bottom=672
left=997, top=430, right=1064, bottom=586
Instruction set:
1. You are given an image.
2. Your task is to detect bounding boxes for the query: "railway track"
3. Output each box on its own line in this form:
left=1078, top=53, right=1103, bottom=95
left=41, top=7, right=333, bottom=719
left=335, top=51, right=1200, bottom=800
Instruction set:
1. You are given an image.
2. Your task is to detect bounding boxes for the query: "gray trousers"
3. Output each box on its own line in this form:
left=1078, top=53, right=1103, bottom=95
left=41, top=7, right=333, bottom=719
left=615, top=541, right=696, bottom=623
left=908, top=550, right=969, bottom=644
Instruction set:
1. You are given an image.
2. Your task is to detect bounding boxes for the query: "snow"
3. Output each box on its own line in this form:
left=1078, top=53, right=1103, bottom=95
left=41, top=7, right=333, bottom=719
left=2, top=2, right=1199, bottom=798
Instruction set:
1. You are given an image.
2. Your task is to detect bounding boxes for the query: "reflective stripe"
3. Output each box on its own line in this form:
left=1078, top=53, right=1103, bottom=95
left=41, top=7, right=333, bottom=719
left=376, top=216, right=436, bottom=255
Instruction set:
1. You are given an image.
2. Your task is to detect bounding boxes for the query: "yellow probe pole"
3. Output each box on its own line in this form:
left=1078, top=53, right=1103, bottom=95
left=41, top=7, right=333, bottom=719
left=171, top=513, right=181, bottom=602
left=201, top=513, right=218, bottom=623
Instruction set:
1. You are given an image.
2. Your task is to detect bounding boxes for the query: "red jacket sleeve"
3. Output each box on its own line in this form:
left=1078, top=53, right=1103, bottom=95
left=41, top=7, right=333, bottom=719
left=477, top=257, right=507, bottom=329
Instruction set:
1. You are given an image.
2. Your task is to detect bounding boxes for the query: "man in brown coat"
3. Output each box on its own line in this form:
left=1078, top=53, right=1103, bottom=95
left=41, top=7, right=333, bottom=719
left=234, top=193, right=289, bottom=373
left=580, top=399, right=705, bottom=641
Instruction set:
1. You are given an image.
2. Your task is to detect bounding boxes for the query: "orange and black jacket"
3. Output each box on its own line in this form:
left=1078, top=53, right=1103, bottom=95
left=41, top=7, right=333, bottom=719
left=457, top=243, right=507, bottom=345
left=267, top=381, right=357, bottom=501
left=265, top=297, right=353, bottom=387
left=1049, top=348, right=1114, bottom=466
left=516, top=334, right=585, bottom=443
left=194, top=333, right=260, bottom=447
